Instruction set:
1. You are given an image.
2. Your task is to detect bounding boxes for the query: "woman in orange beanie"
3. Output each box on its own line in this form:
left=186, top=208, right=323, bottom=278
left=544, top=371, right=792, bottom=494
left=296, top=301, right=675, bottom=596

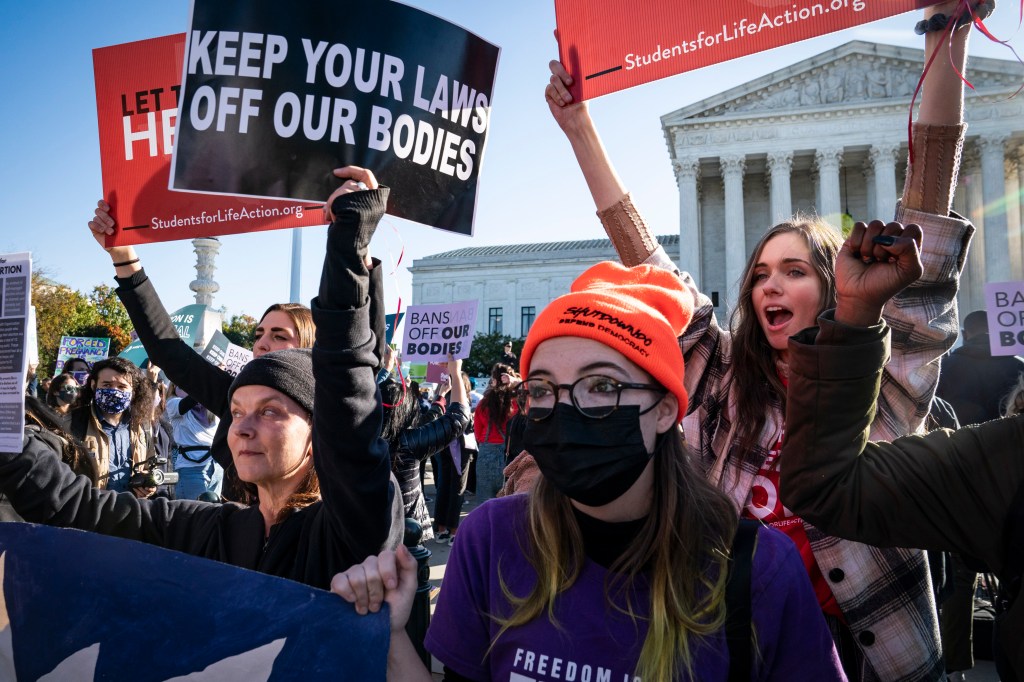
left=543, top=3, right=976, bottom=679
left=332, top=261, right=845, bottom=681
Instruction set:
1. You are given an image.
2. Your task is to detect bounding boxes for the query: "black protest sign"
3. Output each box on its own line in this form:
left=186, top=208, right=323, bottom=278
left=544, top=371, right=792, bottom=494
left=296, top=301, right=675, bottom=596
left=169, top=0, right=500, bottom=236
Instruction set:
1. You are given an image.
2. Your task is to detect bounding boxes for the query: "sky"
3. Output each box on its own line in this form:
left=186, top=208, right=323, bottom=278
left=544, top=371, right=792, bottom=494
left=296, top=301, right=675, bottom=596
left=1, top=1, right=1021, bottom=324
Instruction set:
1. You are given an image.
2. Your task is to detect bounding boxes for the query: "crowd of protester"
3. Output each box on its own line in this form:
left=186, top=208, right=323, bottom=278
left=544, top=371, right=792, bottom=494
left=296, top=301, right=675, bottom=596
left=8, top=2, right=1024, bottom=680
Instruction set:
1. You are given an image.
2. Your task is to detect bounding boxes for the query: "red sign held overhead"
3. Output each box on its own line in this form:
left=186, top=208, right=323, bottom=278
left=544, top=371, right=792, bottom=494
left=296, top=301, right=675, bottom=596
left=92, top=34, right=323, bottom=247
left=554, top=0, right=935, bottom=101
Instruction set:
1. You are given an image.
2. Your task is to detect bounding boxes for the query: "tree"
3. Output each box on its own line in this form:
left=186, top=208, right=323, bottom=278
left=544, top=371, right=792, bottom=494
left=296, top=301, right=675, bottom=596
left=88, top=284, right=134, bottom=339
left=32, top=272, right=97, bottom=378
left=223, top=313, right=258, bottom=349
left=32, top=272, right=136, bottom=377
left=78, top=284, right=134, bottom=356
left=464, top=331, right=523, bottom=378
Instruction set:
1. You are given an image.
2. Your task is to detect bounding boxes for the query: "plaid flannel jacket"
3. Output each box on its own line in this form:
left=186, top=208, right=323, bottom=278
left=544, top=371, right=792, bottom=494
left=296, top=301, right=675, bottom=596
left=646, top=204, right=973, bottom=681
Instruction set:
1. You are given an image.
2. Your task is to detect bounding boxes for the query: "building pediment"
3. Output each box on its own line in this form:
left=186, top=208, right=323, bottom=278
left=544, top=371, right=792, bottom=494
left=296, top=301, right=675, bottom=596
left=661, top=41, right=1021, bottom=124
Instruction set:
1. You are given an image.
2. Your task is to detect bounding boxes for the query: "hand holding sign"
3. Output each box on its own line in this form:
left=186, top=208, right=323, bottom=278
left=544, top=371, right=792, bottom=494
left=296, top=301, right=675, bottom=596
left=331, top=545, right=419, bottom=630
left=324, top=166, right=380, bottom=223
left=89, top=200, right=142, bottom=274
left=545, top=60, right=587, bottom=135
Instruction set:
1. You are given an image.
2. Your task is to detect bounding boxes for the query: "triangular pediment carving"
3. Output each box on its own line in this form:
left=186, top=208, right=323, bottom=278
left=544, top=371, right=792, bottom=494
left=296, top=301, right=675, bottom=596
left=662, top=41, right=1021, bottom=123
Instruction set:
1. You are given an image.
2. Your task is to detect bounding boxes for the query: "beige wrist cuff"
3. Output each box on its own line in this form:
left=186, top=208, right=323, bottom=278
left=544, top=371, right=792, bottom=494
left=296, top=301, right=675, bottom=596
left=595, top=193, right=658, bottom=267
left=902, top=122, right=966, bottom=216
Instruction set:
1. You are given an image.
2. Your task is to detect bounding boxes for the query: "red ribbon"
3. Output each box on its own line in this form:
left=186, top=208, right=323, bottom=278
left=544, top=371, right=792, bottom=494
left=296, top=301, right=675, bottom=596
left=907, top=0, right=1023, bottom=165
left=380, top=219, right=408, bottom=408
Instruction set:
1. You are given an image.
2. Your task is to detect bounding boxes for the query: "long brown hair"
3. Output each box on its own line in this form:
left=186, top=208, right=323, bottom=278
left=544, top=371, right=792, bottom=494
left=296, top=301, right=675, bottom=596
left=76, top=356, right=154, bottom=435
left=727, top=216, right=842, bottom=457
left=496, top=430, right=739, bottom=680
left=258, top=303, right=315, bottom=348
left=479, top=362, right=517, bottom=431
left=46, top=373, right=81, bottom=410
left=26, top=396, right=99, bottom=485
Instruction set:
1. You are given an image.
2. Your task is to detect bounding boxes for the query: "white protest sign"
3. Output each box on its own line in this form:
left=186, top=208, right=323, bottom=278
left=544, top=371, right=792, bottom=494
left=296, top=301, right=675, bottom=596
left=224, top=343, right=253, bottom=377
left=0, top=252, right=31, bottom=452
left=201, top=329, right=231, bottom=368
left=402, top=300, right=478, bottom=362
left=985, top=281, right=1024, bottom=356
left=26, top=307, right=38, bottom=369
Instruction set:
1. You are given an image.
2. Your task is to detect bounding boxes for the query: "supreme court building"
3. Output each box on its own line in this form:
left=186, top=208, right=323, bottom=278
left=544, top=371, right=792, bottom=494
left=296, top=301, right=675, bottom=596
left=409, top=41, right=1024, bottom=339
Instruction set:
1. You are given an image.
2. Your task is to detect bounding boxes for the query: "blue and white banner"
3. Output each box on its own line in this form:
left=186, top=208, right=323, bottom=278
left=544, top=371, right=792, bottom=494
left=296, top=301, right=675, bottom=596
left=0, top=524, right=388, bottom=680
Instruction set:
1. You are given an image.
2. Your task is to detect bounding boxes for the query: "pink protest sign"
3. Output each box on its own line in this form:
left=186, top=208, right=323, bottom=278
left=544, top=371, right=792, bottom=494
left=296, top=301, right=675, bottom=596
left=984, top=281, right=1024, bottom=356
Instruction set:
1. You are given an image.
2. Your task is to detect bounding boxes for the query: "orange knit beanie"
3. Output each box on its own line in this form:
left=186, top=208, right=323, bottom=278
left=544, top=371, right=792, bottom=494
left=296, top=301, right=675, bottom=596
left=520, top=262, right=692, bottom=421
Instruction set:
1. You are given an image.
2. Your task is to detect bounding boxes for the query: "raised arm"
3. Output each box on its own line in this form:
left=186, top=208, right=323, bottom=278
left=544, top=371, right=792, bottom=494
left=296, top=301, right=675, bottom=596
left=397, top=357, right=471, bottom=461
left=546, top=60, right=722, bottom=403
left=782, top=210, right=1020, bottom=572
left=546, top=61, right=663, bottom=268
left=902, top=0, right=971, bottom=215
left=782, top=317, right=1024, bottom=576
left=88, top=202, right=235, bottom=418
left=876, top=2, right=976, bottom=440
left=311, top=167, right=394, bottom=568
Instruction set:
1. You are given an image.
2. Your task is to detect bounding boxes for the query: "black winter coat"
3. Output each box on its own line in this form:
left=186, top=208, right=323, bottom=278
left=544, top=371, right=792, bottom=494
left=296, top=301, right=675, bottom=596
left=0, top=189, right=401, bottom=589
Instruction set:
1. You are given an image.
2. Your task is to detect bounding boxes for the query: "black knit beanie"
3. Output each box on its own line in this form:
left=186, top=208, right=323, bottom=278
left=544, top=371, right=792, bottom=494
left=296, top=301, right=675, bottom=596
left=228, top=348, right=314, bottom=415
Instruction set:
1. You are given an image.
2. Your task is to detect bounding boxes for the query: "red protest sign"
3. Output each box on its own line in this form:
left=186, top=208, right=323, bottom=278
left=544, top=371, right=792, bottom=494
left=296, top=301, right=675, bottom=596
left=92, top=34, right=324, bottom=247
left=555, top=0, right=936, bottom=101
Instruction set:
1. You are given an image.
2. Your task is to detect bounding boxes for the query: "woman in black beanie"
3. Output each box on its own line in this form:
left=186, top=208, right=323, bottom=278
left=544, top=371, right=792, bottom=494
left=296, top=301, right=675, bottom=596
left=0, top=168, right=401, bottom=589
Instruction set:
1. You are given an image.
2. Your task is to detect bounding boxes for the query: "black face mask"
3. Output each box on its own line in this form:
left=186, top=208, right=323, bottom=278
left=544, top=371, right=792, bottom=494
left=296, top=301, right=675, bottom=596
left=523, top=403, right=654, bottom=507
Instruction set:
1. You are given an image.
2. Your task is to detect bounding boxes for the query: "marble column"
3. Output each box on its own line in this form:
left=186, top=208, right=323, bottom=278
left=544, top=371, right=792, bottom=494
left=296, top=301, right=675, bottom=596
left=721, top=154, right=747, bottom=311
left=869, top=142, right=900, bottom=220
left=1006, top=156, right=1022, bottom=279
left=962, top=147, right=986, bottom=314
left=980, top=134, right=1011, bottom=283
left=766, top=151, right=794, bottom=225
left=674, top=157, right=702, bottom=283
left=190, top=237, right=221, bottom=307
left=862, top=160, right=876, bottom=226
left=815, top=147, right=844, bottom=229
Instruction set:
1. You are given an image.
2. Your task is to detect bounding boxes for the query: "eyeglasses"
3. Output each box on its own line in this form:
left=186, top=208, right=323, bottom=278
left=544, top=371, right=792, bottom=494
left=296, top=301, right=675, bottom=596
left=517, top=375, right=666, bottom=421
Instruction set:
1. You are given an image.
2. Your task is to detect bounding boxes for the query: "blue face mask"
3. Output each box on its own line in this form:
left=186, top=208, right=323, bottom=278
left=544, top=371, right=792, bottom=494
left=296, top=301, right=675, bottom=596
left=94, top=387, right=132, bottom=415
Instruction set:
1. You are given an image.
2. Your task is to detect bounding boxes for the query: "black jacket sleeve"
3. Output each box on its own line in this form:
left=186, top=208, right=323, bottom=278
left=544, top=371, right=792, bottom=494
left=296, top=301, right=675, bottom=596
left=398, top=402, right=471, bottom=462
left=0, top=428, right=233, bottom=554
left=115, top=270, right=234, bottom=418
left=311, top=188, right=396, bottom=564
left=780, top=313, right=1024, bottom=577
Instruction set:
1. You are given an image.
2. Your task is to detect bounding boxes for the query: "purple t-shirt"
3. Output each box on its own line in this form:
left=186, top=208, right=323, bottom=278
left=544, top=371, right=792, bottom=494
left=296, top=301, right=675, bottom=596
left=425, top=495, right=845, bottom=682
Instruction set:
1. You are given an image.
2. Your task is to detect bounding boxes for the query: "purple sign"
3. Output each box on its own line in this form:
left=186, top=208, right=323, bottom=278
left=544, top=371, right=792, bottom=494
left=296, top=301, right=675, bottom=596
left=984, top=281, right=1024, bottom=356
